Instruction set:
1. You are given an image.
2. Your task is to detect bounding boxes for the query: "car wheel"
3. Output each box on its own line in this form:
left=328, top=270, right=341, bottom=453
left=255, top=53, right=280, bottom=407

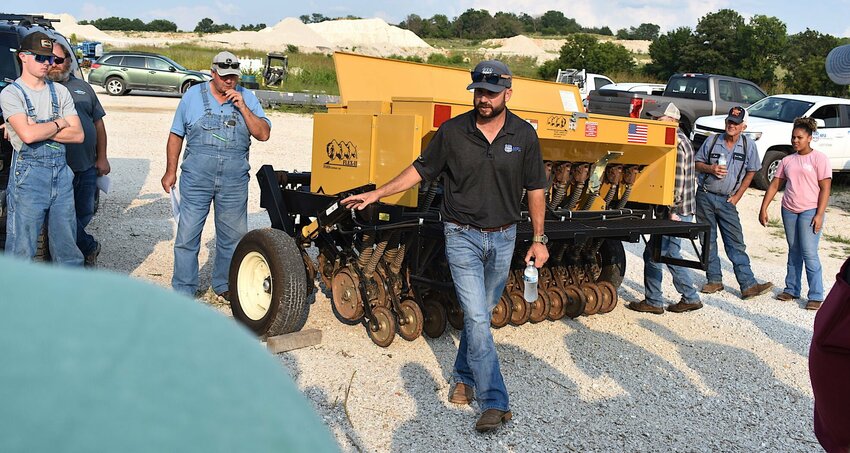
left=753, top=150, right=787, bottom=190
left=105, top=77, right=126, bottom=96
left=180, top=81, right=194, bottom=94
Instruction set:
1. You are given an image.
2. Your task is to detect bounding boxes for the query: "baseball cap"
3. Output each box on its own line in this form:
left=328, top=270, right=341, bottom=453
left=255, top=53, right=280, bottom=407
left=826, top=44, right=850, bottom=85
left=467, top=60, right=512, bottom=92
left=19, top=32, right=54, bottom=57
left=646, top=102, right=680, bottom=121
left=211, top=51, right=242, bottom=77
left=726, top=106, right=748, bottom=124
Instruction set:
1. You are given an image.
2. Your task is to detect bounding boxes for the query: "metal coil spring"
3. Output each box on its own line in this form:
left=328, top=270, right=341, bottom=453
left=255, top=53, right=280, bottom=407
left=549, top=183, right=568, bottom=210
left=616, top=184, right=633, bottom=209
left=566, top=182, right=584, bottom=210
left=602, top=184, right=618, bottom=209
left=363, top=240, right=388, bottom=279
left=357, top=232, right=375, bottom=268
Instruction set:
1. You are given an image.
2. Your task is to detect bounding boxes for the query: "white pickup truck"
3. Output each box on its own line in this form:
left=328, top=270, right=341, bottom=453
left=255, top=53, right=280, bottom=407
left=691, top=94, right=850, bottom=189
left=556, top=69, right=614, bottom=103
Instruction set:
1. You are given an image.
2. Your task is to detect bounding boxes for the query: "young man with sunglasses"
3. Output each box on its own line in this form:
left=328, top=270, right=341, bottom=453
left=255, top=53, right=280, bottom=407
left=342, top=61, right=548, bottom=433
left=0, top=32, right=84, bottom=264
left=161, top=51, right=270, bottom=300
left=48, top=42, right=109, bottom=267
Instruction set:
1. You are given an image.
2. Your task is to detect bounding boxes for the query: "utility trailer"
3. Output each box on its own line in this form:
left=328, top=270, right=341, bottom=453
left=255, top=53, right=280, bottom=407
left=228, top=53, right=710, bottom=346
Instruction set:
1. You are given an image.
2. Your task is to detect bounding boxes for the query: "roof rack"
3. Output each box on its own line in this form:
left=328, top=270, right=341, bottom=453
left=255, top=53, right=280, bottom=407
left=0, top=14, right=58, bottom=29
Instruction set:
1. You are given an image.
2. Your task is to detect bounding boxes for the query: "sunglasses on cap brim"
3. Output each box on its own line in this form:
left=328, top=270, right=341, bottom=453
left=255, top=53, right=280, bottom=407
left=470, top=71, right=511, bottom=85
left=215, top=62, right=240, bottom=70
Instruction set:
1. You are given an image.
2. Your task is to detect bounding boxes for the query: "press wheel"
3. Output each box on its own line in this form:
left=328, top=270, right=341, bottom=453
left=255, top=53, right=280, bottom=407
left=422, top=298, right=447, bottom=338
left=366, top=271, right=390, bottom=308
left=491, top=294, right=511, bottom=328
left=367, top=306, right=396, bottom=348
left=508, top=291, right=530, bottom=326
left=546, top=287, right=568, bottom=321
left=563, top=285, right=587, bottom=319
left=581, top=282, right=602, bottom=316
left=397, top=299, right=424, bottom=341
left=528, top=291, right=551, bottom=323
left=331, top=268, right=364, bottom=323
left=597, top=281, right=619, bottom=314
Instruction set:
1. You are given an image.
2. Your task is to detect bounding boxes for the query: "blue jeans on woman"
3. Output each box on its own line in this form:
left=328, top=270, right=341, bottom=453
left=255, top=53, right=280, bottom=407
left=643, top=214, right=700, bottom=307
left=781, top=207, right=824, bottom=301
left=443, top=222, right=515, bottom=413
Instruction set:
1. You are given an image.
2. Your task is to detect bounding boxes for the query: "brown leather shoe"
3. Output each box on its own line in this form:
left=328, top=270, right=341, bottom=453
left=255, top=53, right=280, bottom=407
left=741, top=282, right=774, bottom=300
left=666, top=299, right=703, bottom=313
left=475, top=409, right=512, bottom=433
left=626, top=300, right=664, bottom=314
left=449, top=382, right=474, bottom=405
left=775, top=292, right=797, bottom=301
left=805, top=300, right=822, bottom=310
left=700, top=282, right=724, bottom=294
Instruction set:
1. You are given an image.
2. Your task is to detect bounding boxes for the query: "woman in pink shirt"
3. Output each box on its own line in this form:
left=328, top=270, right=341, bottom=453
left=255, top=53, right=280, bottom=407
left=759, top=117, right=831, bottom=310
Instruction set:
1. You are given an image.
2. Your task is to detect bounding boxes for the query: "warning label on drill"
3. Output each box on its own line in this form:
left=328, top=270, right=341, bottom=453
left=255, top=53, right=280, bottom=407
left=585, top=122, right=598, bottom=137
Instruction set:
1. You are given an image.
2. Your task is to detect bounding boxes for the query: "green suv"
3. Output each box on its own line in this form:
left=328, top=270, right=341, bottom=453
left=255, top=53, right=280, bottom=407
left=88, top=51, right=211, bottom=96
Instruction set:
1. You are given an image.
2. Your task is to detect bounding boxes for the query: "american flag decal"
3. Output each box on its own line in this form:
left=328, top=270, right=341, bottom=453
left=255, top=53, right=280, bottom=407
left=627, top=124, right=648, bottom=143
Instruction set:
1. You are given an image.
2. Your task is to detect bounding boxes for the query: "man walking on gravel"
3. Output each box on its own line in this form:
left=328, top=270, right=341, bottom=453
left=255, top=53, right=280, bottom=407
left=1, top=32, right=84, bottom=264
left=628, top=102, right=703, bottom=314
left=342, top=60, right=548, bottom=433
left=694, top=106, right=772, bottom=299
left=161, top=51, right=270, bottom=300
left=48, top=41, right=109, bottom=267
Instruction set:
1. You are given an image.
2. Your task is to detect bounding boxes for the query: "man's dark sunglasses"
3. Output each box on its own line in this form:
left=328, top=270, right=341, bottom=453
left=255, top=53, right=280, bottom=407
left=26, top=53, right=56, bottom=64
left=215, top=62, right=240, bottom=70
left=51, top=56, right=66, bottom=65
left=470, top=71, right=511, bottom=84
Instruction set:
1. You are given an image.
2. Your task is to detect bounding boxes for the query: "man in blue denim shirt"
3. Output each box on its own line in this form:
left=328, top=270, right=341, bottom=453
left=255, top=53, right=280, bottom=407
left=694, top=106, right=772, bottom=299
left=161, top=52, right=270, bottom=300
left=342, top=60, right=548, bottom=433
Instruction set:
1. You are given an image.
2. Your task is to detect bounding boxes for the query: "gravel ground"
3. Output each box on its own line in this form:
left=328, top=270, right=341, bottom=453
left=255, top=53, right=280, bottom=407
left=91, top=88, right=842, bottom=452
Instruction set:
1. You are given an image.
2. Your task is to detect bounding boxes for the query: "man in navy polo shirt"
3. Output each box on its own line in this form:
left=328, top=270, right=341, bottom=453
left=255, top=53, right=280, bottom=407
left=342, top=60, right=548, bottom=433
left=694, top=106, right=772, bottom=299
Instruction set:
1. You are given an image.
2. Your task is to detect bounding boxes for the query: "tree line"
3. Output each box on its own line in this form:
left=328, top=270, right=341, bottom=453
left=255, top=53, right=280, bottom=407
left=78, top=17, right=178, bottom=32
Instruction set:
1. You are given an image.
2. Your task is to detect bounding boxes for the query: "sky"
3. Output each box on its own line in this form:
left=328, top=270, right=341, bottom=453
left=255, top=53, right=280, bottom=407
left=16, top=0, right=850, bottom=37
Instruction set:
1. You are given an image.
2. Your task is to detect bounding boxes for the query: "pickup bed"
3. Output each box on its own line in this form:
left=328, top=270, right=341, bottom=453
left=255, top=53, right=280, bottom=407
left=692, top=94, right=850, bottom=190
left=587, top=73, right=767, bottom=135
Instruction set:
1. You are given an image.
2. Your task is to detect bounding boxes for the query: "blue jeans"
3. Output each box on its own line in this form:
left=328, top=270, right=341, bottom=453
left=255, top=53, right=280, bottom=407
left=6, top=153, right=82, bottom=265
left=644, top=214, right=700, bottom=307
left=172, top=150, right=249, bottom=296
left=72, top=166, right=98, bottom=256
left=781, top=207, right=824, bottom=301
left=443, top=222, right=515, bottom=413
left=696, top=191, right=757, bottom=291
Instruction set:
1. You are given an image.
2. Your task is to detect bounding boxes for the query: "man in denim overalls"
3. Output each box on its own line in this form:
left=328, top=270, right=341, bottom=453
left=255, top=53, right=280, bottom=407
left=1, top=32, right=84, bottom=264
left=161, top=52, right=271, bottom=300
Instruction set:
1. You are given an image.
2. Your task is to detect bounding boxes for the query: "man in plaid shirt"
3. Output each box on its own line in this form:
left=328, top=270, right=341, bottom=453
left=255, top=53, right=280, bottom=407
left=627, top=102, right=702, bottom=314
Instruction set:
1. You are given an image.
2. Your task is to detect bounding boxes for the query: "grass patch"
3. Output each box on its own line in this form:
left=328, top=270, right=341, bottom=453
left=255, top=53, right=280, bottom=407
left=272, top=104, right=328, bottom=114
left=766, top=218, right=783, bottom=229
left=767, top=247, right=784, bottom=255
left=116, top=44, right=339, bottom=94
left=825, top=233, right=850, bottom=244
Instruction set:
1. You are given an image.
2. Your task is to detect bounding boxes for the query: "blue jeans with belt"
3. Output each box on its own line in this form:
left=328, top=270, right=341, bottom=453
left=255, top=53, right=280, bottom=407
left=643, top=214, right=700, bottom=307
left=696, top=190, right=756, bottom=290
left=443, top=222, right=515, bottom=413
left=781, top=207, right=824, bottom=301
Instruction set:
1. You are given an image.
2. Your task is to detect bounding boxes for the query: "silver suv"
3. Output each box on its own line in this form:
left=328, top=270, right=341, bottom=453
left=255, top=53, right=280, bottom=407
left=88, top=51, right=211, bottom=96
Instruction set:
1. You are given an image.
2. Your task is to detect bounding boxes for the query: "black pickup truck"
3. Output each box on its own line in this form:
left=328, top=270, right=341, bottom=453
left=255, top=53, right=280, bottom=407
left=586, top=73, right=767, bottom=135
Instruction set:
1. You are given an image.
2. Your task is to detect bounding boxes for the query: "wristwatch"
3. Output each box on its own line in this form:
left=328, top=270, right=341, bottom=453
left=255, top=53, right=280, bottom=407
left=531, top=234, right=548, bottom=245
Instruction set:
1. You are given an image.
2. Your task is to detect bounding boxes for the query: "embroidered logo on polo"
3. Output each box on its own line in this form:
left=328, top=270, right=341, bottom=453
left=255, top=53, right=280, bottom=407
left=73, top=89, right=86, bottom=95
left=504, top=144, right=522, bottom=153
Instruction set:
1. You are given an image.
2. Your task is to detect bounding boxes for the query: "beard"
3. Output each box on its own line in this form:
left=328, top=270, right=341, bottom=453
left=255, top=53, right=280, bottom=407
left=475, top=99, right=505, bottom=119
left=47, top=65, right=70, bottom=83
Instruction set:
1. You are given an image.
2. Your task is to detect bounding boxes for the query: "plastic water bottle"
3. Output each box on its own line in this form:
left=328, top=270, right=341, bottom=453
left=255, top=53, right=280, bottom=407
left=717, top=153, right=727, bottom=178
left=523, top=261, right=538, bottom=302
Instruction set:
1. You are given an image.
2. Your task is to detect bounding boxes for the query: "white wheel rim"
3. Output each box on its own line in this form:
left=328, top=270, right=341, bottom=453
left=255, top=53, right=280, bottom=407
left=107, top=80, right=121, bottom=93
left=237, top=251, right=273, bottom=321
left=768, top=159, right=781, bottom=181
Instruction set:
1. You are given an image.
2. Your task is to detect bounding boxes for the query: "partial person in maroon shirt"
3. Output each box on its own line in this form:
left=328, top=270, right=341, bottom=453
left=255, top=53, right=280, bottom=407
left=809, top=257, right=850, bottom=452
